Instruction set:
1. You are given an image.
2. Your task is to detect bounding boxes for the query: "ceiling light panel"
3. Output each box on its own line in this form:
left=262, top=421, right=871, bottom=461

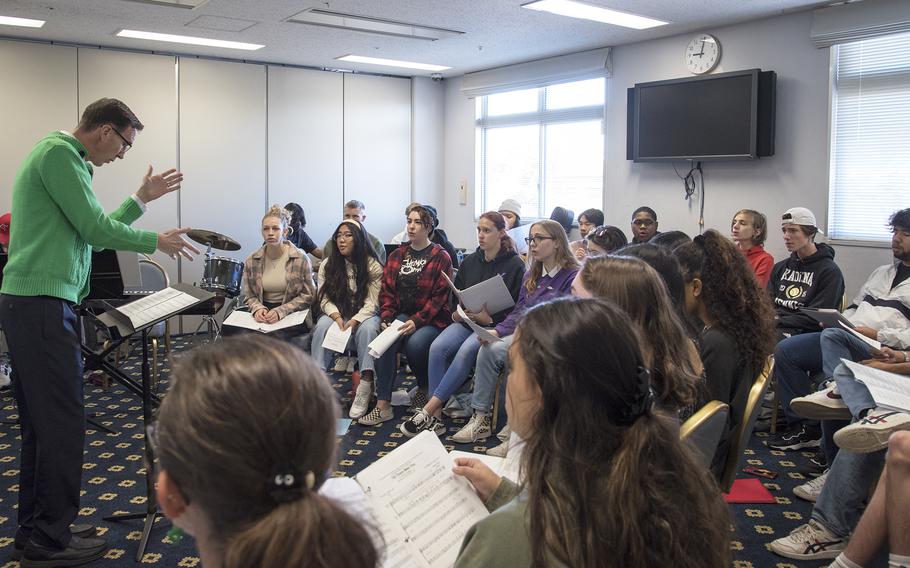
left=288, top=9, right=463, bottom=41
left=0, top=15, right=46, bottom=28
left=522, top=0, right=668, bottom=30
left=116, top=29, right=264, bottom=50
left=119, top=0, right=208, bottom=8
left=337, top=55, right=451, bottom=72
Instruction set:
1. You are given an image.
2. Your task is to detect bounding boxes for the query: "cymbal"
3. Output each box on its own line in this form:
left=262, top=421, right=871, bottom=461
left=186, top=229, right=241, bottom=251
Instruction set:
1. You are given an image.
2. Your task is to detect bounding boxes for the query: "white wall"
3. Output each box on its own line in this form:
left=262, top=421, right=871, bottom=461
left=441, top=10, right=893, bottom=296
left=412, top=77, right=446, bottom=221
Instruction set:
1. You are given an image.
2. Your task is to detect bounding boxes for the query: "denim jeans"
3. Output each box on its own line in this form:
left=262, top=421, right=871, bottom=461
left=812, top=442, right=885, bottom=537
left=374, top=314, right=443, bottom=402
left=310, top=314, right=381, bottom=373
left=831, top=363, right=877, bottom=419
left=470, top=334, right=514, bottom=413
left=428, top=324, right=482, bottom=403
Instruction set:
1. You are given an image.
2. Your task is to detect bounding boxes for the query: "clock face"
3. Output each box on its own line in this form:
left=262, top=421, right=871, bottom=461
left=685, top=34, right=721, bottom=74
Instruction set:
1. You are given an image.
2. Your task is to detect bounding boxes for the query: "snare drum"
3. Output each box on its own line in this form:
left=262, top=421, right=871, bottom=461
left=202, top=256, right=243, bottom=298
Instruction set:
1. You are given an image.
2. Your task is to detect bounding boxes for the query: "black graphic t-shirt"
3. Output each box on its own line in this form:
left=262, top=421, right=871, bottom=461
left=398, top=245, right=433, bottom=315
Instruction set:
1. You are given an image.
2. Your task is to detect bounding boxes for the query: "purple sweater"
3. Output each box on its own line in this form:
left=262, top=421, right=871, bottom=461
left=495, top=267, right=579, bottom=337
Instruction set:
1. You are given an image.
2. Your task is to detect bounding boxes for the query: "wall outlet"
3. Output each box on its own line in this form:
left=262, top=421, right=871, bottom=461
left=458, top=180, right=467, bottom=205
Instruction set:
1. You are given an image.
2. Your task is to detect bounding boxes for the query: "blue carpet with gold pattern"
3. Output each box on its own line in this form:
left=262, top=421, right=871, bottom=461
left=0, top=336, right=836, bottom=567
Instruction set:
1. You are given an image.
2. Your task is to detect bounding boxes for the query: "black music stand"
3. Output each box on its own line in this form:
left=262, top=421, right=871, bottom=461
left=97, top=283, right=213, bottom=562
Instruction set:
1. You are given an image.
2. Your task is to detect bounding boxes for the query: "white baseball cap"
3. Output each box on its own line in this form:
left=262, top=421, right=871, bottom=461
left=781, top=207, right=817, bottom=228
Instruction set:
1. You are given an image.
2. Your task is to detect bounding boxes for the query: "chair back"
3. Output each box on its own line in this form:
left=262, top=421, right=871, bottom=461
left=139, top=258, right=169, bottom=337
left=719, top=357, right=774, bottom=492
left=680, top=401, right=730, bottom=471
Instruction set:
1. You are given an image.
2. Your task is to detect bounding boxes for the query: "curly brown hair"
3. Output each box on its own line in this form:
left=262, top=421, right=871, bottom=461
left=674, top=229, right=776, bottom=373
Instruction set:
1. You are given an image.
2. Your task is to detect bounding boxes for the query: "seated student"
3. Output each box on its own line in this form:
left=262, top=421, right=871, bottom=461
left=357, top=205, right=453, bottom=426
left=572, top=255, right=701, bottom=417
left=389, top=202, right=421, bottom=244
left=451, top=220, right=579, bottom=443
left=584, top=225, right=627, bottom=256
left=239, top=205, right=315, bottom=337
left=732, top=208, right=773, bottom=286
left=0, top=212, right=9, bottom=253
left=497, top=199, right=522, bottom=230
left=675, top=231, right=777, bottom=476
left=310, top=220, right=383, bottom=417
left=768, top=207, right=845, bottom=339
left=617, top=243, right=690, bottom=330
left=401, top=211, right=526, bottom=437
left=766, top=208, right=910, bottom=453
left=323, top=200, right=386, bottom=264
left=769, top=350, right=910, bottom=562
left=569, top=208, right=604, bottom=259
left=631, top=206, right=660, bottom=244
left=649, top=230, right=691, bottom=251
left=423, top=204, right=461, bottom=270
left=284, top=202, right=323, bottom=259
left=549, top=206, right=575, bottom=236
left=452, top=298, right=731, bottom=568
left=152, top=335, right=378, bottom=568
left=824, top=431, right=910, bottom=568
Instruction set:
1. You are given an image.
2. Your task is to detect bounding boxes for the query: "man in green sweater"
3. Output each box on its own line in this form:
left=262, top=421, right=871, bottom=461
left=0, top=98, right=198, bottom=567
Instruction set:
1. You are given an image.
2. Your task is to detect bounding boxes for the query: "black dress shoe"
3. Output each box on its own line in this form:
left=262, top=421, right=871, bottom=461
left=12, top=524, right=97, bottom=561
left=20, top=534, right=108, bottom=567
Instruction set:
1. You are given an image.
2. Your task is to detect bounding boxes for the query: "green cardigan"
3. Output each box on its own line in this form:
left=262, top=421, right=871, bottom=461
left=1, top=131, right=157, bottom=304
left=456, top=478, right=568, bottom=568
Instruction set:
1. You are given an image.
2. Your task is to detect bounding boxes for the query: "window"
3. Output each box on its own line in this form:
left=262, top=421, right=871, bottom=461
left=828, top=31, right=910, bottom=242
left=475, top=78, right=605, bottom=219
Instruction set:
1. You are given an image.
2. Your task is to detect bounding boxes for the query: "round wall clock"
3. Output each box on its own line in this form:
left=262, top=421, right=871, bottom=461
left=685, top=34, right=721, bottom=74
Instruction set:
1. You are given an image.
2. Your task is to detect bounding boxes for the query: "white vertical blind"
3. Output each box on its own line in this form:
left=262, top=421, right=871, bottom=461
left=828, top=31, right=910, bottom=241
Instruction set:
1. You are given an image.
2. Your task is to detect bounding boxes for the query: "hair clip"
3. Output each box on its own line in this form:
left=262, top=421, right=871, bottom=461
left=267, top=464, right=314, bottom=503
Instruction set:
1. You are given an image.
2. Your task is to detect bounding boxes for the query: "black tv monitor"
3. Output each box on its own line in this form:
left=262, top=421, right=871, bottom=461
left=627, top=69, right=776, bottom=162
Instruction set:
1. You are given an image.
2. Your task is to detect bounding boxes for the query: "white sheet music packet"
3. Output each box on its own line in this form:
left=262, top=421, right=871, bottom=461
left=97, top=283, right=213, bottom=337
left=353, top=431, right=491, bottom=568
left=841, top=359, right=910, bottom=413
left=442, top=272, right=515, bottom=315
left=222, top=309, right=310, bottom=333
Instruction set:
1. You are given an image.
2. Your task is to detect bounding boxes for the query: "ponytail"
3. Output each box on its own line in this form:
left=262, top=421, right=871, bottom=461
left=224, top=492, right=378, bottom=568
left=479, top=211, right=516, bottom=254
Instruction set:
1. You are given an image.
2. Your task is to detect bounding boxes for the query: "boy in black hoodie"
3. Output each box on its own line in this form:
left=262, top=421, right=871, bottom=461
left=767, top=207, right=845, bottom=339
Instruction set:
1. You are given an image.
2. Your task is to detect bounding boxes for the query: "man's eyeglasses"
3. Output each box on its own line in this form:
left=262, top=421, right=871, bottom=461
left=109, top=125, right=132, bottom=153
left=524, top=235, right=555, bottom=245
left=632, top=219, right=655, bottom=227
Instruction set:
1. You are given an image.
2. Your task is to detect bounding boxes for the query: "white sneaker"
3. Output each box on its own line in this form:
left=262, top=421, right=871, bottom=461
left=791, top=385, right=851, bottom=421
left=357, top=406, right=393, bottom=426
left=451, top=413, right=492, bottom=443
left=486, top=441, right=509, bottom=457
left=834, top=408, right=910, bottom=453
left=346, top=357, right=356, bottom=374
left=349, top=380, right=373, bottom=419
left=793, top=469, right=828, bottom=502
left=769, top=519, right=847, bottom=560
left=496, top=423, right=511, bottom=443
left=0, top=362, right=10, bottom=389
left=333, top=356, right=349, bottom=373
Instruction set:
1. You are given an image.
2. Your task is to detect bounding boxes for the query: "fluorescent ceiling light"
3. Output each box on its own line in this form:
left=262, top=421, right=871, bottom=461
left=116, top=29, right=264, bottom=51
left=288, top=9, right=463, bottom=41
left=337, top=55, right=450, bottom=72
left=0, top=15, right=46, bottom=28
left=522, top=0, right=668, bottom=30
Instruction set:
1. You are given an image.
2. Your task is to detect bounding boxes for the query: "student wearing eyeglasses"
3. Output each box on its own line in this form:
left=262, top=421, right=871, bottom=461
left=451, top=220, right=579, bottom=445
left=631, top=206, right=660, bottom=244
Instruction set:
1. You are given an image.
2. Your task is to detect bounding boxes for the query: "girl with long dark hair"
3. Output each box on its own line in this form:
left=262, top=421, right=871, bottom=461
left=310, top=220, right=383, bottom=418
left=453, top=298, right=731, bottom=568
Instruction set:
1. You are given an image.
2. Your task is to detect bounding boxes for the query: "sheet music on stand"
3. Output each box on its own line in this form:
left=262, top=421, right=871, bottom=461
left=97, top=283, right=214, bottom=337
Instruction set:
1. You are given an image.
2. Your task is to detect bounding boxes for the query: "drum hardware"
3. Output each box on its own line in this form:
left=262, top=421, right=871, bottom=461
left=186, top=228, right=241, bottom=252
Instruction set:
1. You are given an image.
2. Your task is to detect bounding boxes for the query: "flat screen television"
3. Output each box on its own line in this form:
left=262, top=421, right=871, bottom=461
left=627, top=68, right=776, bottom=162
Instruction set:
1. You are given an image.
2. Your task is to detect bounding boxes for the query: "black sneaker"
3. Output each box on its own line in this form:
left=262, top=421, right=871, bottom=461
left=409, top=390, right=430, bottom=412
left=765, top=423, right=822, bottom=451
left=802, top=447, right=828, bottom=478
left=21, top=534, right=108, bottom=567
left=13, top=524, right=97, bottom=561
left=400, top=410, right=446, bottom=438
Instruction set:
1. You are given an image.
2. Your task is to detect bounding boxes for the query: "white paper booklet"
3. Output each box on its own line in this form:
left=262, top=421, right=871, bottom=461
left=355, top=431, right=490, bottom=568
left=456, top=305, right=502, bottom=343
left=222, top=309, right=309, bottom=333
left=367, top=319, right=405, bottom=358
left=322, top=323, right=353, bottom=353
left=443, top=272, right=515, bottom=315
left=838, top=320, right=882, bottom=350
left=842, top=359, right=910, bottom=413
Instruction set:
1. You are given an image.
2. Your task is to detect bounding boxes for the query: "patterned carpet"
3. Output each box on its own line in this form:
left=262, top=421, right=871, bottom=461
left=0, top=336, right=838, bottom=567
